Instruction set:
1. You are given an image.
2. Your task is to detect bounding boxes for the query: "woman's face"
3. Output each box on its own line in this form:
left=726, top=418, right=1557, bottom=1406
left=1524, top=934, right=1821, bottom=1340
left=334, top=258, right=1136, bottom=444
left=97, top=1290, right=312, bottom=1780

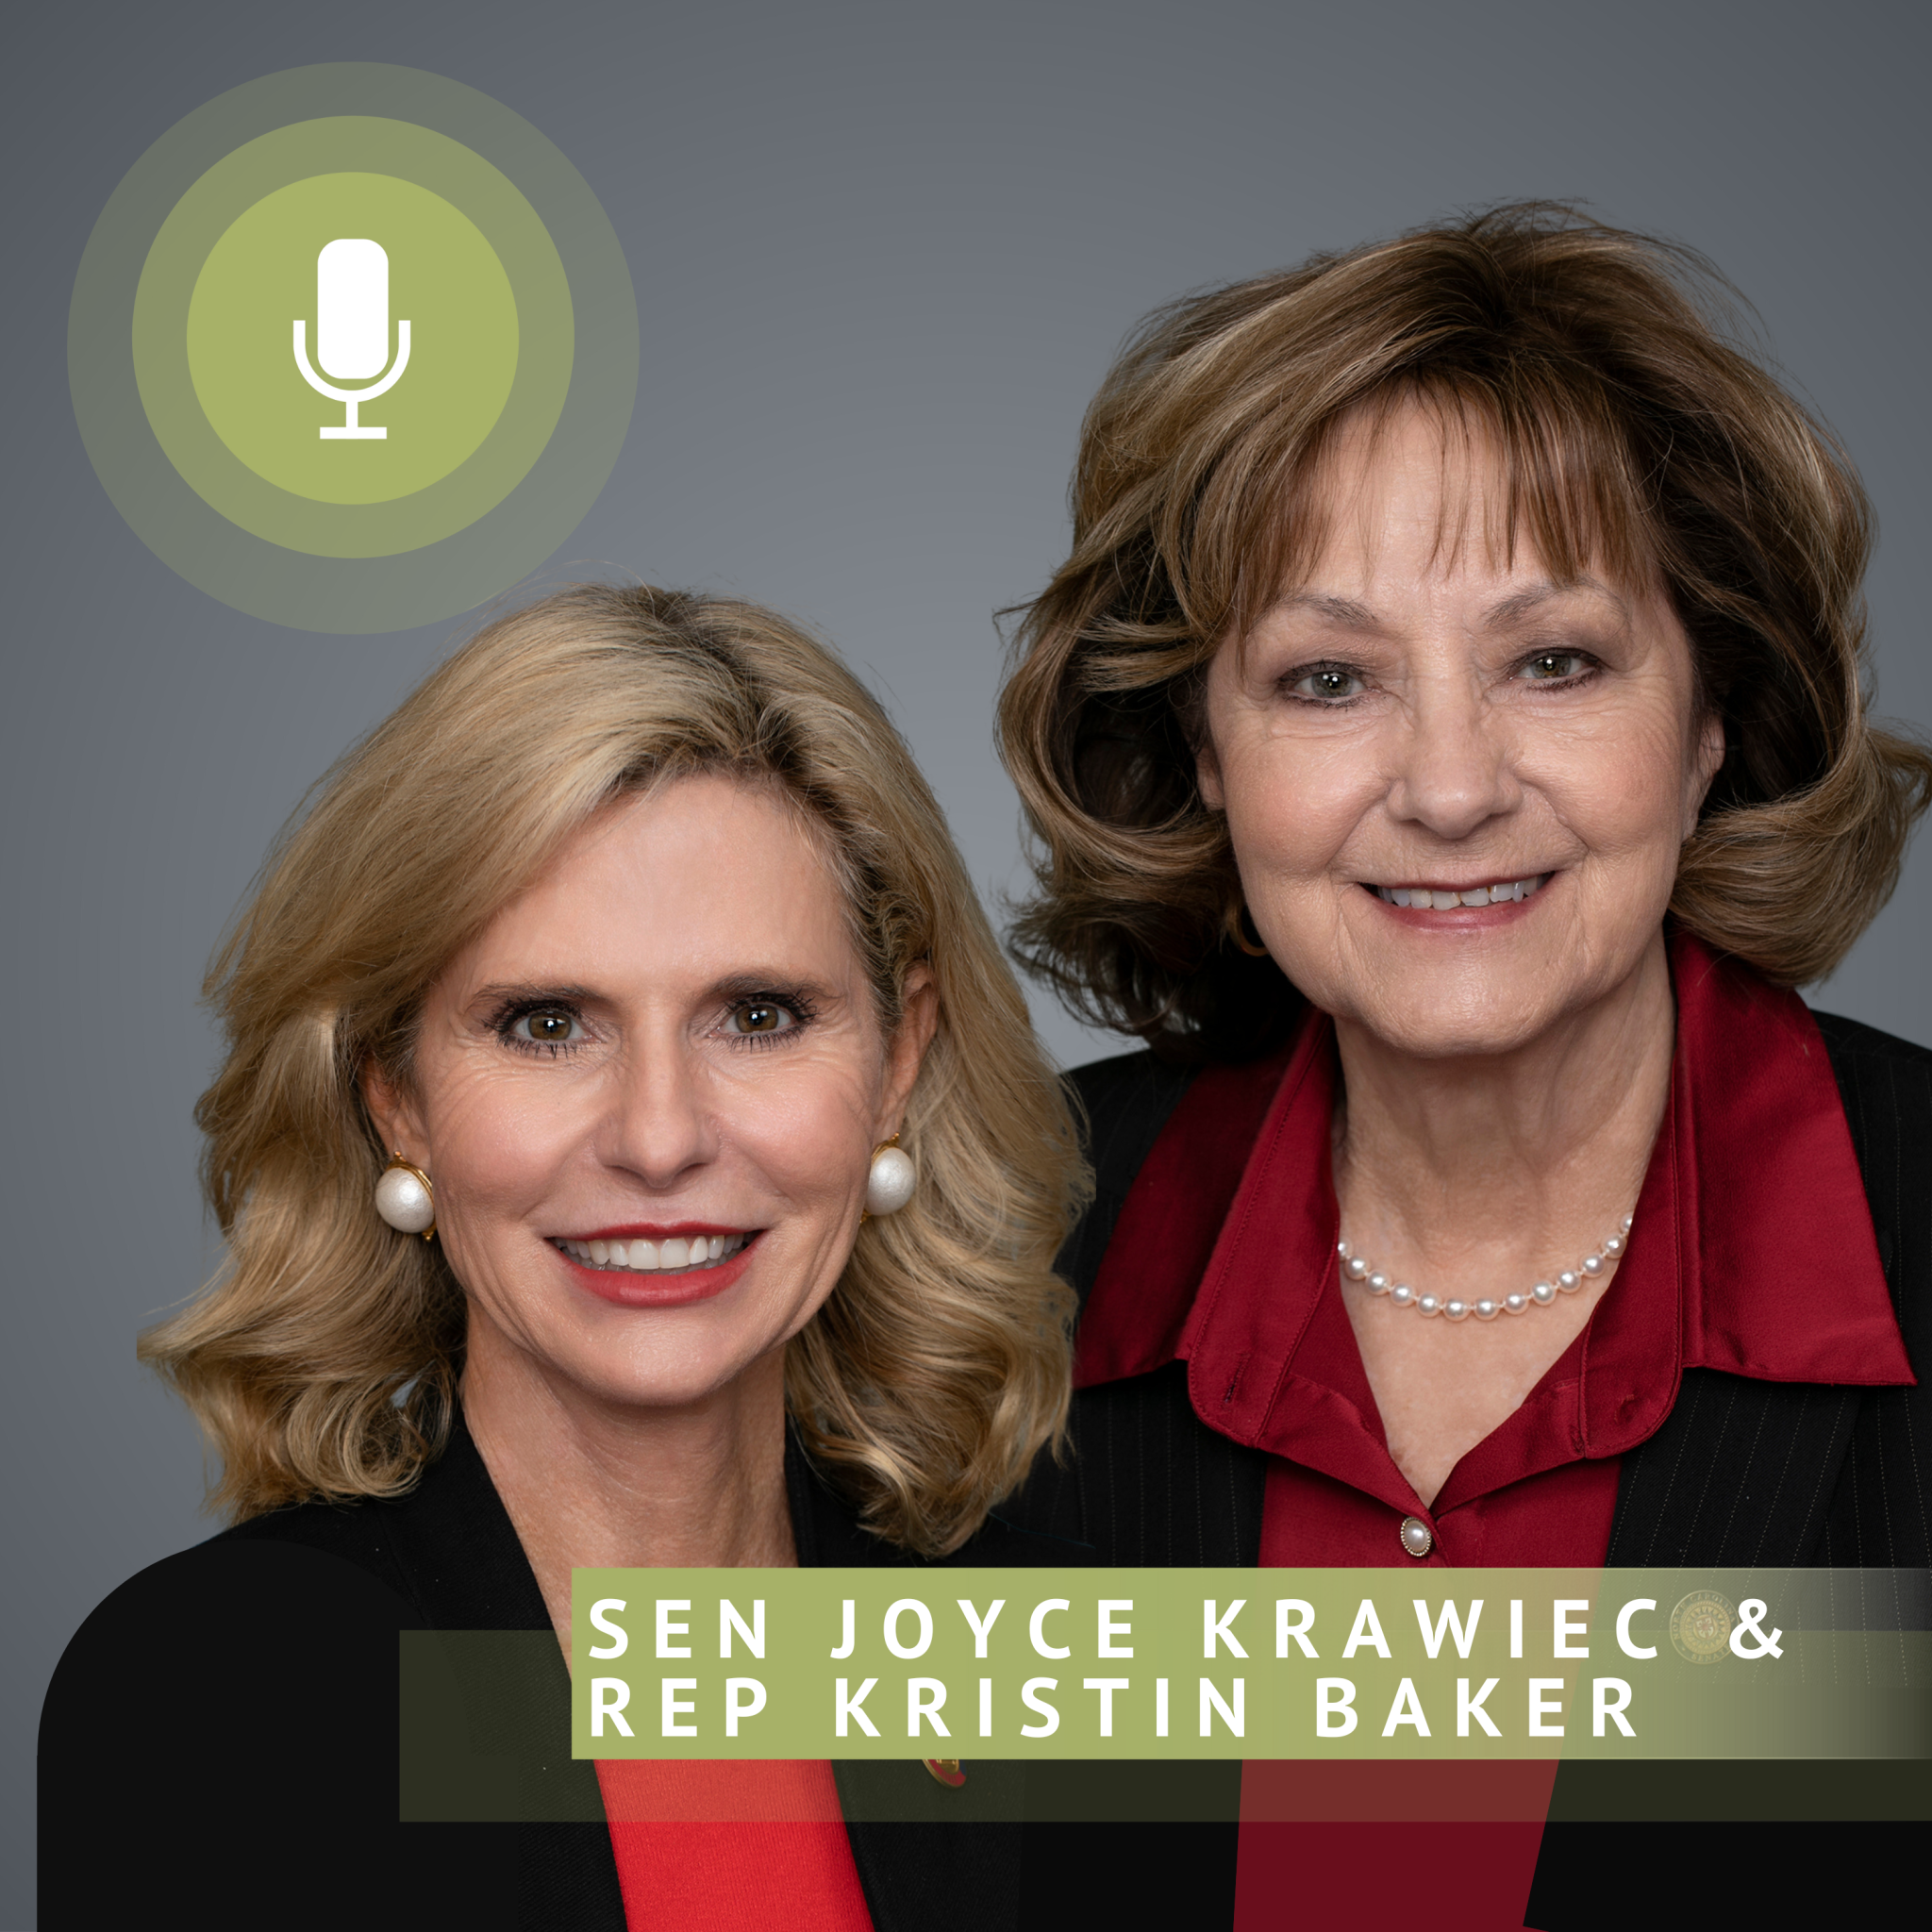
left=1196, top=402, right=1724, bottom=1058
left=365, top=774, right=933, bottom=1412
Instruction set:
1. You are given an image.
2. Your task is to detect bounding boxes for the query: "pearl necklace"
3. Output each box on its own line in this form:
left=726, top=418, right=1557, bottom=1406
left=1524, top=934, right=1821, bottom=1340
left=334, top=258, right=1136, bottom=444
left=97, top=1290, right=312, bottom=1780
left=1338, top=1212, right=1636, bottom=1322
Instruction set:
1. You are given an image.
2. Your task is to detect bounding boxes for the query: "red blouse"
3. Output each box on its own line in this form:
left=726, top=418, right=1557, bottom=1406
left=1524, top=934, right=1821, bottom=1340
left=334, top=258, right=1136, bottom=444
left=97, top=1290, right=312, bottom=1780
left=1073, top=932, right=1911, bottom=1929
left=595, top=1758, right=874, bottom=1930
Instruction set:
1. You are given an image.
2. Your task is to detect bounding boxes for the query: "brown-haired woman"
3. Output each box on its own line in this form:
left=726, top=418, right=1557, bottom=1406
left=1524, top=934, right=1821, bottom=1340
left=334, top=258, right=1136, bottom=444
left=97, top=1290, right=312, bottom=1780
left=998, top=205, right=1932, bottom=1928
left=41, top=584, right=1087, bottom=1931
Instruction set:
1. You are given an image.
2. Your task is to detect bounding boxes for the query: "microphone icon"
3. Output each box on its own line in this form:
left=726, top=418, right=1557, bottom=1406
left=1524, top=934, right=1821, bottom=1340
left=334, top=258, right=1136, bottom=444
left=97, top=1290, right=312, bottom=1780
left=292, top=239, right=411, bottom=440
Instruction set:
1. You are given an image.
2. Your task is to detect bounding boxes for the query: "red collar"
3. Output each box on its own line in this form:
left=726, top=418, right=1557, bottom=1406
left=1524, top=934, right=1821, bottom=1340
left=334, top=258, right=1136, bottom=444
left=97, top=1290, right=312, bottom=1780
left=1074, top=933, right=1910, bottom=1510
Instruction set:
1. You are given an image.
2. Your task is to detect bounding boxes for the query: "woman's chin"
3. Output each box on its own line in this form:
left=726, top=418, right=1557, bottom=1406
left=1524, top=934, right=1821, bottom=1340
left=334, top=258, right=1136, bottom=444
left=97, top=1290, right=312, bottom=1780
left=545, top=1341, right=785, bottom=1417
left=1329, top=976, right=1590, bottom=1061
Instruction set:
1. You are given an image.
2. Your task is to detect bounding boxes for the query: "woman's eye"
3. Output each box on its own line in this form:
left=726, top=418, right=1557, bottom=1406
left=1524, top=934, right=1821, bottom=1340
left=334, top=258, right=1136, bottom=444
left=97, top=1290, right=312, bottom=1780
left=1286, top=665, right=1367, bottom=702
left=1520, top=650, right=1592, bottom=682
left=724, top=1000, right=797, bottom=1039
left=518, top=1010, right=580, bottom=1045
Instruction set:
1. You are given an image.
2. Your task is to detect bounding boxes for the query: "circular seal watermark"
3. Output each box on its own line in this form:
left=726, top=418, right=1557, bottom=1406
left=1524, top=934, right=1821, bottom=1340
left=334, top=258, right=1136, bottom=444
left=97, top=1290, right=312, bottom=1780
left=71, top=64, right=636, bottom=632
left=1669, top=1589, right=1736, bottom=1664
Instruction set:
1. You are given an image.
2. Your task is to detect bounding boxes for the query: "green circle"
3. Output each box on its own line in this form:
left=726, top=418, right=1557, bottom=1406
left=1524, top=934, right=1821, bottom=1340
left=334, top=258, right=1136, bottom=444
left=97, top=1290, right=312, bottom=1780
left=73, top=63, right=636, bottom=629
left=132, top=115, right=575, bottom=558
left=189, top=173, right=519, bottom=505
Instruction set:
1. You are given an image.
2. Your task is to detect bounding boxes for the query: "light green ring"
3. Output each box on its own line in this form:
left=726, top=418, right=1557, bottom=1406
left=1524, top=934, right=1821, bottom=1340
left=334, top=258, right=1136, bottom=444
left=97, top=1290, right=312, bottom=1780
left=69, top=63, right=637, bottom=634
left=135, top=119, right=572, bottom=555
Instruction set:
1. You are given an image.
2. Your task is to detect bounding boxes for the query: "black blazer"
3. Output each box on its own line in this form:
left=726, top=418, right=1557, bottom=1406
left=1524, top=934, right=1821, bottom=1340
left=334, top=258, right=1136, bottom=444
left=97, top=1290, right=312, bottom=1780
left=38, top=1410, right=1090, bottom=1932
left=1000, top=1009, right=1932, bottom=1927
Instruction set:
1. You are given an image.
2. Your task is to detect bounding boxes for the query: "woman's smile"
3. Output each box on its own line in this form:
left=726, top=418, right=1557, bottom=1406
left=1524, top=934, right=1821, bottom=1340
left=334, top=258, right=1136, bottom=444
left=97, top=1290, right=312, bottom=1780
left=552, top=1226, right=756, bottom=1274
left=1367, top=872, right=1551, bottom=910
left=553, top=1226, right=761, bottom=1307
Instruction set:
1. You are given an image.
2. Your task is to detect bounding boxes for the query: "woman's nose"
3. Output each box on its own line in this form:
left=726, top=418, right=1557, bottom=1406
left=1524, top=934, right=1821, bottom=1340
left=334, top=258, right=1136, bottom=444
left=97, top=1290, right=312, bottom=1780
left=1384, top=684, right=1522, bottom=841
left=601, top=1044, right=718, bottom=1188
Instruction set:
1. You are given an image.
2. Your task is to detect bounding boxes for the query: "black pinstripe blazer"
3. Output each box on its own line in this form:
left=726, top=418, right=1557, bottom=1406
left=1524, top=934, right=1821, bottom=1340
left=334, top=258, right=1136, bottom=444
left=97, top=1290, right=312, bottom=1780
left=1001, top=1008, right=1931, bottom=1927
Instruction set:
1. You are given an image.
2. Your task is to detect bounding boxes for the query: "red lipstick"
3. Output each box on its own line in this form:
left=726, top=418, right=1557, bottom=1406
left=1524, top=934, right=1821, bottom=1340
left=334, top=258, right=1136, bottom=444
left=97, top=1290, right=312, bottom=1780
left=553, top=1228, right=760, bottom=1308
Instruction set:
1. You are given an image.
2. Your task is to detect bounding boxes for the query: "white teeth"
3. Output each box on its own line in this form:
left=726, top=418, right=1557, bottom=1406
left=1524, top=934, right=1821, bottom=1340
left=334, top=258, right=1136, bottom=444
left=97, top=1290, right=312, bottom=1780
left=560, top=1233, right=745, bottom=1274
left=1374, top=874, right=1548, bottom=908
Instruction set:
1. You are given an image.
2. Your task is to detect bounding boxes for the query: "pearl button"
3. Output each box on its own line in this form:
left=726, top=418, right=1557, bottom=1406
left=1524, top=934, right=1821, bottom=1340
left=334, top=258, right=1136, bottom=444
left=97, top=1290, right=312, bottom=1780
left=1399, top=1516, right=1434, bottom=1558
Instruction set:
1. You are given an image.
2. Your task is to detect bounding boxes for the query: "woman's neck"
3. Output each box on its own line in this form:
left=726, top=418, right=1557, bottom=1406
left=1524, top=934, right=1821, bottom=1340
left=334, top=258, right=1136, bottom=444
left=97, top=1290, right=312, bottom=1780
left=460, top=1331, right=797, bottom=1649
left=1327, top=932, right=1678, bottom=1505
left=1331, top=930, right=1675, bottom=1266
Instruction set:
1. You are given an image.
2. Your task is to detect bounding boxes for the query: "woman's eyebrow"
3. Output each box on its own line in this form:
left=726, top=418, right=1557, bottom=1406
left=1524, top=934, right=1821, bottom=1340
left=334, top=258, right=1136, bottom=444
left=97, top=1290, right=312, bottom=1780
left=1273, top=590, right=1381, bottom=628
left=1483, top=576, right=1628, bottom=628
left=710, top=971, right=839, bottom=1003
left=466, top=980, right=598, bottom=1011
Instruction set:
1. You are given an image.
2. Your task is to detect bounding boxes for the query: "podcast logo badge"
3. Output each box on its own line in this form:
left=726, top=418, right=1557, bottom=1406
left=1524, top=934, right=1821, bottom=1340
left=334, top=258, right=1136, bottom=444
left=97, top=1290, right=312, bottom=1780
left=186, top=174, right=518, bottom=499
left=71, top=67, right=637, bottom=633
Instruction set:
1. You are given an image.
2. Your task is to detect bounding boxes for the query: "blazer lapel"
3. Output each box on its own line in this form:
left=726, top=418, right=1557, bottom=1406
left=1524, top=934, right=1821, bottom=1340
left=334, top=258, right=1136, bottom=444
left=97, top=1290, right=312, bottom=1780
left=787, top=1432, right=1034, bottom=1932
left=390, top=1420, right=629, bottom=1931
left=1604, top=1366, right=1862, bottom=1568
left=1059, top=1051, right=1200, bottom=1311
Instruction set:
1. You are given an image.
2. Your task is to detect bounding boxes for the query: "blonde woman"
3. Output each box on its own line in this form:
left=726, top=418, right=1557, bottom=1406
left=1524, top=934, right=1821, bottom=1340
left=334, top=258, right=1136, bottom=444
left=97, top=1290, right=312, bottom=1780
left=40, top=585, right=1086, bottom=1932
left=996, top=206, right=1932, bottom=1927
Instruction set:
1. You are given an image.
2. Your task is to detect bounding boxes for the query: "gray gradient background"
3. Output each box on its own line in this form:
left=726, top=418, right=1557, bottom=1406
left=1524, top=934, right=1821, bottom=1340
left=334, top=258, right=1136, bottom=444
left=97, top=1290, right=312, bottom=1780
left=7, top=1, right=1928, bottom=1918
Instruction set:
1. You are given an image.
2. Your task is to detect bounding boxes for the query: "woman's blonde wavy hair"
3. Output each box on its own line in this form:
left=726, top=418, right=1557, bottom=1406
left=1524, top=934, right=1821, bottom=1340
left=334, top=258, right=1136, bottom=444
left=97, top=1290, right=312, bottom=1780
left=998, top=202, right=1932, bottom=1060
left=142, top=583, right=1086, bottom=1555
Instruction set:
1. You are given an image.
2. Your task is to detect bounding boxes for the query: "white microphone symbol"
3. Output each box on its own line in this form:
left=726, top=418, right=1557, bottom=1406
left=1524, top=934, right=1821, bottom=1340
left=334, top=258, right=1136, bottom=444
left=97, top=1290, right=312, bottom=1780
left=292, top=239, right=412, bottom=440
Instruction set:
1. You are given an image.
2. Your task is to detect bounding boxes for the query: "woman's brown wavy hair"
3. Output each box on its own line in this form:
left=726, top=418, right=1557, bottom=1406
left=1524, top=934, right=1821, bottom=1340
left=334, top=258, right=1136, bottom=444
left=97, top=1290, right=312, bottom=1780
left=997, top=202, right=1932, bottom=1061
left=142, top=584, right=1085, bottom=1554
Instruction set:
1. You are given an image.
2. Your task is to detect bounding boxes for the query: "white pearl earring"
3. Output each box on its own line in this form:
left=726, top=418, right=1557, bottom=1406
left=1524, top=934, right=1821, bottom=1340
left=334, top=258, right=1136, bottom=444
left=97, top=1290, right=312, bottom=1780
left=375, top=1154, right=436, bottom=1239
left=863, top=1139, right=916, bottom=1218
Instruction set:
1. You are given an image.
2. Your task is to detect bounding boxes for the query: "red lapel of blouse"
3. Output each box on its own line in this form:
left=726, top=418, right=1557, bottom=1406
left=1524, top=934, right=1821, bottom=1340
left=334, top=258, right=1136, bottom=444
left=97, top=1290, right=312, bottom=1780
left=1663, top=933, right=1909, bottom=1386
left=1072, top=1038, right=1298, bottom=1388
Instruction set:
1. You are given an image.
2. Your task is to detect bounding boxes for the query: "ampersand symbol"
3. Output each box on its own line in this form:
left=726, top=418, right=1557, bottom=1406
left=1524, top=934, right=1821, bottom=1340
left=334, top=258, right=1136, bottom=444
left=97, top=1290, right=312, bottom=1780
left=1728, top=1597, right=1783, bottom=1659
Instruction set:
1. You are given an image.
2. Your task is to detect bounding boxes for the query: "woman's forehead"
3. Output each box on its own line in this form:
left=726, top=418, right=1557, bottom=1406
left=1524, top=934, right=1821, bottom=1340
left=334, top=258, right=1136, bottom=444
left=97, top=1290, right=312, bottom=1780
left=1281, top=389, right=1655, bottom=603
left=446, top=774, right=858, bottom=988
